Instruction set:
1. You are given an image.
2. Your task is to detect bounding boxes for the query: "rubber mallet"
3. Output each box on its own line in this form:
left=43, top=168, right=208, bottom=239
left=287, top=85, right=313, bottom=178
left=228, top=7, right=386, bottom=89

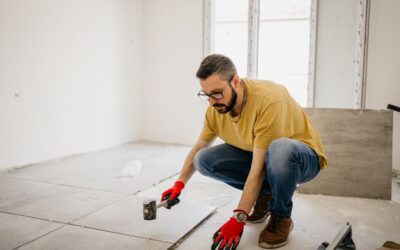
left=143, top=199, right=167, bottom=220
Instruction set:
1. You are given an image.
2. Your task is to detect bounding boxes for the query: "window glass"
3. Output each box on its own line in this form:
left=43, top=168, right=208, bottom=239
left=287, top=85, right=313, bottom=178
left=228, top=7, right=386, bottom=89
left=214, top=0, right=248, bottom=77
left=213, top=0, right=311, bottom=106
left=258, top=0, right=311, bottom=106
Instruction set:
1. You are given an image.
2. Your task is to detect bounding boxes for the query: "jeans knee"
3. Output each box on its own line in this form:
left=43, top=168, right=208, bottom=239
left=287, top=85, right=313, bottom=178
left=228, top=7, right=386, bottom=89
left=193, top=148, right=211, bottom=175
left=266, top=138, right=298, bottom=172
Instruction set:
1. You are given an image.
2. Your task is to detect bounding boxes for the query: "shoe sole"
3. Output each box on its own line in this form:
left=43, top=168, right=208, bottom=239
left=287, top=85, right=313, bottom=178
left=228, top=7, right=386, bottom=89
left=246, top=214, right=268, bottom=224
left=259, top=240, right=288, bottom=249
left=258, top=221, right=294, bottom=249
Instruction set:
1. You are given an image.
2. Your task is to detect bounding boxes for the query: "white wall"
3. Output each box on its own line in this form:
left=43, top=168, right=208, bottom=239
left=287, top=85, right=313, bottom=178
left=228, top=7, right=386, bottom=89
left=365, top=0, right=400, bottom=171
left=0, top=0, right=144, bottom=170
left=314, top=0, right=358, bottom=108
left=143, top=0, right=205, bottom=145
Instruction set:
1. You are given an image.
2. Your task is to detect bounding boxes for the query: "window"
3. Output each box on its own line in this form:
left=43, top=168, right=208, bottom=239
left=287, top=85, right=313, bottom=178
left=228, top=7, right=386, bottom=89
left=210, top=0, right=311, bottom=106
left=214, top=0, right=249, bottom=76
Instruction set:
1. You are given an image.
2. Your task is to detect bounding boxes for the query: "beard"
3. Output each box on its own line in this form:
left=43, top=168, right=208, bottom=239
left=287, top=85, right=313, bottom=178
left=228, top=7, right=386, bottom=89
left=213, top=87, right=237, bottom=114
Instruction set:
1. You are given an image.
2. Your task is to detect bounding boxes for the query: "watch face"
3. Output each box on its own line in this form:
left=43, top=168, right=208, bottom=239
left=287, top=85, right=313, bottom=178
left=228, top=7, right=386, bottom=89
left=235, top=212, right=247, bottom=222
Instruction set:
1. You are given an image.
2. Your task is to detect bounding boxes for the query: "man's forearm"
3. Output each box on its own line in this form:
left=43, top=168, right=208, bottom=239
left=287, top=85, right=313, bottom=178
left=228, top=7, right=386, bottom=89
left=177, top=147, right=199, bottom=184
left=237, top=170, right=264, bottom=213
left=177, top=138, right=213, bottom=184
left=237, top=147, right=267, bottom=214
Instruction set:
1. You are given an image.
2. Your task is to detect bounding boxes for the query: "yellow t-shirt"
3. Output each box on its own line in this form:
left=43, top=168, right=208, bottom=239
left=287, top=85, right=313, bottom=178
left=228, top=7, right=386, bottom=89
left=200, top=78, right=327, bottom=168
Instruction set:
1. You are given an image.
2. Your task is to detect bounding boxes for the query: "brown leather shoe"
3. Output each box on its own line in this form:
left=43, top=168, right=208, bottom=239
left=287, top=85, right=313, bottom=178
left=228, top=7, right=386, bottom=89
left=247, top=194, right=272, bottom=223
left=258, top=214, right=293, bottom=249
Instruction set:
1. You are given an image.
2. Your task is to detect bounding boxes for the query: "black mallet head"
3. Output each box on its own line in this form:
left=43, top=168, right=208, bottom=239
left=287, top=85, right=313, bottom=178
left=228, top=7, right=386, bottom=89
left=143, top=200, right=157, bottom=220
left=143, top=197, right=180, bottom=220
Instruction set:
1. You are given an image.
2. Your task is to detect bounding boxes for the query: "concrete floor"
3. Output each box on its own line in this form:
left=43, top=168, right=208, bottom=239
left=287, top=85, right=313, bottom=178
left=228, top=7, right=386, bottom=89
left=0, top=142, right=399, bottom=250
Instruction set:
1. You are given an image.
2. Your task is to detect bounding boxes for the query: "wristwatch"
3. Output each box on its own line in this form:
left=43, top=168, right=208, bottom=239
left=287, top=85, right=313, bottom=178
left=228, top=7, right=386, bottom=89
left=233, top=211, right=248, bottom=222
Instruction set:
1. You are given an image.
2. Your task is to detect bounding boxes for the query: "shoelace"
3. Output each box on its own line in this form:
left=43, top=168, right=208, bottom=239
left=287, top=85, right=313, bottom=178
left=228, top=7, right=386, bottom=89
left=266, top=214, right=282, bottom=233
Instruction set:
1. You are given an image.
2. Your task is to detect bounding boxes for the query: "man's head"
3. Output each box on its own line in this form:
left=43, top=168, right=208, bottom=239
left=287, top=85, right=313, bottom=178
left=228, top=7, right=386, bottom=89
left=196, top=54, right=237, bottom=81
left=196, top=54, right=240, bottom=114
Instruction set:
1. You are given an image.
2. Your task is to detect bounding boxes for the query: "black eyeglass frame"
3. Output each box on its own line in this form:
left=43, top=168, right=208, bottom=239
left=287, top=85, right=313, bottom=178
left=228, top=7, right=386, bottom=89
left=197, top=76, right=234, bottom=101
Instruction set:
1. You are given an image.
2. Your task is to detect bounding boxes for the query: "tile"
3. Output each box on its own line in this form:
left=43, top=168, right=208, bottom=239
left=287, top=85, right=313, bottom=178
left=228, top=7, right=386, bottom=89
left=89, top=159, right=182, bottom=194
left=12, top=159, right=182, bottom=195
left=139, top=173, right=241, bottom=208
left=74, top=195, right=216, bottom=244
left=301, top=109, right=393, bottom=199
left=148, top=144, right=191, bottom=161
left=0, top=212, right=62, bottom=250
left=0, top=184, right=124, bottom=223
left=17, top=225, right=171, bottom=250
left=4, top=142, right=185, bottom=179
left=3, top=146, right=184, bottom=194
left=291, top=193, right=400, bottom=249
left=0, top=176, right=52, bottom=201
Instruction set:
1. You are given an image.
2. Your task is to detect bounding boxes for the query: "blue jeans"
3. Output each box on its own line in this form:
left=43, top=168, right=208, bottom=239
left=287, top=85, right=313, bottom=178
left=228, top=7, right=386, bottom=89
left=193, top=138, right=320, bottom=217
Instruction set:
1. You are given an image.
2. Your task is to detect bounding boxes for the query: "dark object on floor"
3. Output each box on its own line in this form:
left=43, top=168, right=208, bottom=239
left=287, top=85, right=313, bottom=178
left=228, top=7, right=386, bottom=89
left=143, top=200, right=158, bottom=220
left=143, top=195, right=180, bottom=220
left=379, top=241, right=400, bottom=250
left=143, top=199, right=168, bottom=220
left=318, top=222, right=356, bottom=250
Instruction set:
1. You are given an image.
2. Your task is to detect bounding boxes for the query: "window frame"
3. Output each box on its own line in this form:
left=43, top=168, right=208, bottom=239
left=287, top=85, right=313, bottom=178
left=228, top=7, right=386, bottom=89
left=203, top=0, right=370, bottom=108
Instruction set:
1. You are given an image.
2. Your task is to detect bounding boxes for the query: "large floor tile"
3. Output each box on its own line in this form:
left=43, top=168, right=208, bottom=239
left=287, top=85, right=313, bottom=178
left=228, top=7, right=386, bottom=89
left=0, top=176, right=52, bottom=201
left=87, top=159, right=182, bottom=194
left=0, top=184, right=124, bottom=223
left=0, top=212, right=62, bottom=250
left=291, top=193, right=400, bottom=249
left=7, top=159, right=183, bottom=195
left=138, top=173, right=241, bottom=208
left=3, top=146, right=184, bottom=195
left=74, top=195, right=216, bottom=244
left=17, top=225, right=171, bottom=250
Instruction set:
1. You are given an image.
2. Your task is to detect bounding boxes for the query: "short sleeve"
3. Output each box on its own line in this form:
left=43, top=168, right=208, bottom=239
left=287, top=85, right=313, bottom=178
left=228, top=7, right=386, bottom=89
left=200, top=108, right=216, bottom=142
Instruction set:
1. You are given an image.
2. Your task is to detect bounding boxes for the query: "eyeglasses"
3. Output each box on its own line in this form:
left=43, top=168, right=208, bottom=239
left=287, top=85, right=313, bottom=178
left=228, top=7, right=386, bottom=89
left=197, top=76, right=234, bottom=101
left=197, top=85, right=229, bottom=101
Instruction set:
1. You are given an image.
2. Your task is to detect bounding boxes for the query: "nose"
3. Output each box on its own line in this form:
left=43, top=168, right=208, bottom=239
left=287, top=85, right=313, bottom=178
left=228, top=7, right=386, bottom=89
left=209, top=98, right=218, bottom=105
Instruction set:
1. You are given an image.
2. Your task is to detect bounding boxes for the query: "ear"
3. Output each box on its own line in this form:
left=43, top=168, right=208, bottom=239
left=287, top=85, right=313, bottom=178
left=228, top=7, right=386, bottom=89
left=231, top=75, right=240, bottom=88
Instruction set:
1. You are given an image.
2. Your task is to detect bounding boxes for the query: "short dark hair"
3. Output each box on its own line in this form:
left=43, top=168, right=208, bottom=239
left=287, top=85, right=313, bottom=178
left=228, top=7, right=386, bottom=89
left=196, top=54, right=237, bottom=81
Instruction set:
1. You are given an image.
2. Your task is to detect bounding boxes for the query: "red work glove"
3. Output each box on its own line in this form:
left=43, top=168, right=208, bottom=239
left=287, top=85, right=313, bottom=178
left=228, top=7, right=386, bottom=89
left=160, top=180, right=185, bottom=209
left=212, top=217, right=245, bottom=250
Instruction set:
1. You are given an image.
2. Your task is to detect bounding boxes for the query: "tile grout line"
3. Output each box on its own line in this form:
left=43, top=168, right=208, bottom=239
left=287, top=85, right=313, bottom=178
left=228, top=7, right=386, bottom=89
left=0, top=210, right=66, bottom=225
left=12, top=224, right=68, bottom=250
left=0, top=175, right=126, bottom=195
left=67, top=224, right=174, bottom=245
left=164, top=194, right=242, bottom=249
left=134, top=172, right=180, bottom=196
left=1, top=210, right=174, bottom=248
left=1, top=172, right=182, bottom=248
left=167, top=208, right=218, bottom=250
left=156, top=172, right=180, bottom=185
left=2, top=172, right=180, bottom=196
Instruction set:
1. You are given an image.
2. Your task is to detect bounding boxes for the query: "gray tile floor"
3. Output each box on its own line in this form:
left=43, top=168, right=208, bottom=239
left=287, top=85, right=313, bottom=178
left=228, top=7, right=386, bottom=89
left=1, top=142, right=399, bottom=250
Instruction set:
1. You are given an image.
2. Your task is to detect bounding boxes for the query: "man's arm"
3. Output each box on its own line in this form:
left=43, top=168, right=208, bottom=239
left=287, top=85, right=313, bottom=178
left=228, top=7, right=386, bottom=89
left=177, top=137, right=215, bottom=184
left=236, top=147, right=267, bottom=214
left=160, top=137, right=214, bottom=205
left=210, top=147, right=266, bottom=250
